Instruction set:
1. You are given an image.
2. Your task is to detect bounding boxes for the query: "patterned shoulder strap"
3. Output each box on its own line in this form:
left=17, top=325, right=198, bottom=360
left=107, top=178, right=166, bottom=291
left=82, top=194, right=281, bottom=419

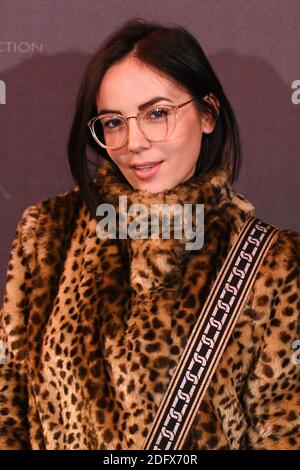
left=141, top=216, right=279, bottom=450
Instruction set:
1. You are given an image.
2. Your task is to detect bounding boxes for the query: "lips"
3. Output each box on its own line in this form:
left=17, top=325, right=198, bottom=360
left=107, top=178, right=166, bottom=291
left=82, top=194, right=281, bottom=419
left=130, top=160, right=163, bottom=169
left=131, top=160, right=163, bottom=180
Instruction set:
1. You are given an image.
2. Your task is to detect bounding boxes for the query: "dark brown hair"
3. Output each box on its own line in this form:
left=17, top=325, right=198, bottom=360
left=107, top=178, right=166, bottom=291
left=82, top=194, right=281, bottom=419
left=67, top=17, right=242, bottom=215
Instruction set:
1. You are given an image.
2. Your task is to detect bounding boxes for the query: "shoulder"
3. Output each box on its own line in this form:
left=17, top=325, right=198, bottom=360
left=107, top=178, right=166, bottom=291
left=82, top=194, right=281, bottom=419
left=263, top=227, right=300, bottom=276
left=248, top=224, right=300, bottom=330
left=14, top=188, right=85, bottom=259
left=20, top=187, right=84, bottom=225
left=274, top=227, right=300, bottom=255
left=252, top=224, right=300, bottom=294
left=245, top=224, right=300, bottom=320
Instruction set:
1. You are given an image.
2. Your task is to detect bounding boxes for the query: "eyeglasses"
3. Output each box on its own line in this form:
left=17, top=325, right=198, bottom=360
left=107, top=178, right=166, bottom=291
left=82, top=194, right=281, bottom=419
left=87, top=98, right=195, bottom=150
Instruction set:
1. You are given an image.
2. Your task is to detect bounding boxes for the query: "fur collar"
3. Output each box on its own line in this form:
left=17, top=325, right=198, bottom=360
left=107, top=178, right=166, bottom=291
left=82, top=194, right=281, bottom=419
left=94, top=157, right=233, bottom=214
left=90, top=156, right=255, bottom=291
left=92, top=157, right=254, bottom=246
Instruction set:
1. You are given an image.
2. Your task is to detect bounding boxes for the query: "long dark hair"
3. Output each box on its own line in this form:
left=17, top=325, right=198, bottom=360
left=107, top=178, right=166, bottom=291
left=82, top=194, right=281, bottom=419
left=67, top=17, right=242, bottom=216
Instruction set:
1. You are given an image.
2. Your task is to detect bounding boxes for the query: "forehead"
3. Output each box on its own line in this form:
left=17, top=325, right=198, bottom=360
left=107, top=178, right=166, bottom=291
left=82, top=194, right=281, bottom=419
left=96, top=57, right=182, bottom=109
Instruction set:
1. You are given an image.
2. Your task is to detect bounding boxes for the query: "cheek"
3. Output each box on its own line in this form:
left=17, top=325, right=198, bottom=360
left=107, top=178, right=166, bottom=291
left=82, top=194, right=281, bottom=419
left=106, top=151, right=124, bottom=167
left=179, top=112, right=202, bottom=139
left=168, top=118, right=203, bottom=156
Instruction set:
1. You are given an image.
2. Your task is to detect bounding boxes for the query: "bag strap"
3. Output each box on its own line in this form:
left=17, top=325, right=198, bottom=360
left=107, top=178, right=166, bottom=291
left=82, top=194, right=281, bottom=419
left=141, top=216, right=279, bottom=450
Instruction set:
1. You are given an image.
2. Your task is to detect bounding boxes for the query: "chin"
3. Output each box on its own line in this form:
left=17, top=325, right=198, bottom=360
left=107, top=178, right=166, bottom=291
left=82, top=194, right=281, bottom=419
left=133, top=182, right=162, bottom=193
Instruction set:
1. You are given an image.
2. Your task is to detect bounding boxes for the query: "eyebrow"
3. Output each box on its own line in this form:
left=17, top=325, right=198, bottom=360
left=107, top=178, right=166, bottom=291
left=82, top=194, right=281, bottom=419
left=97, top=96, right=173, bottom=115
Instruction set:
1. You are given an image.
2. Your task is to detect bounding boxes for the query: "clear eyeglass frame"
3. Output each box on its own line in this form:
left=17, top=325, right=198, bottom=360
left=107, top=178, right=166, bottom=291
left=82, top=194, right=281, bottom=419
left=87, top=98, right=195, bottom=150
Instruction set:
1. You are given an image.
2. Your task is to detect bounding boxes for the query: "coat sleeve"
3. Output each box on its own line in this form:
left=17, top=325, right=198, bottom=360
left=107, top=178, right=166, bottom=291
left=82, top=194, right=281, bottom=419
left=0, top=204, right=39, bottom=449
left=242, top=229, right=300, bottom=449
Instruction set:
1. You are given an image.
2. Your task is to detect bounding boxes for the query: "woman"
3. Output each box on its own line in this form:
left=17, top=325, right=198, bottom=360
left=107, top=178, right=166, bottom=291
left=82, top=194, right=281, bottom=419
left=0, top=18, right=300, bottom=450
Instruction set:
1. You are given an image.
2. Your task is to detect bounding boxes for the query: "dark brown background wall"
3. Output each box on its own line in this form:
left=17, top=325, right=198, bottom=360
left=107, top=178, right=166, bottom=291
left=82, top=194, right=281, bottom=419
left=1, top=0, right=300, bottom=299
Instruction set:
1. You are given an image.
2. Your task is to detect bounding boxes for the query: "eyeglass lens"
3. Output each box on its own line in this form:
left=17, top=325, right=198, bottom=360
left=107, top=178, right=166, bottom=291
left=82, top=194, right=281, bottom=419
left=92, top=105, right=176, bottom=149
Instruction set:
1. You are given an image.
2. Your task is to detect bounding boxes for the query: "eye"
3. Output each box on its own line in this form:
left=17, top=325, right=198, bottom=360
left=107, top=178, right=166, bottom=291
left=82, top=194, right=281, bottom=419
left=102, top=116, right=125, bottom=129
left=146, top=107, right=170, bottom=120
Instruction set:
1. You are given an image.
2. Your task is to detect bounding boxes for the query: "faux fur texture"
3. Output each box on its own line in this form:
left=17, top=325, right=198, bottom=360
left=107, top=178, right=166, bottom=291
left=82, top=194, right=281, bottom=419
left=1, top=158, right=300, bottom=449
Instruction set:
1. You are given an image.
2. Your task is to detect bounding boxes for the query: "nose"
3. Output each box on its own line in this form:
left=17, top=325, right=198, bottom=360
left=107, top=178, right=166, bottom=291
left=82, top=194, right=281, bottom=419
left=127, top=117, right=150, bottom=151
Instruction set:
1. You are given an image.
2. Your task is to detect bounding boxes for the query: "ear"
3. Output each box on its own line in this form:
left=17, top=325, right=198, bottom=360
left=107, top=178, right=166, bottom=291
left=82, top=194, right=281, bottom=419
left=201, top=93, right=220, bottom=134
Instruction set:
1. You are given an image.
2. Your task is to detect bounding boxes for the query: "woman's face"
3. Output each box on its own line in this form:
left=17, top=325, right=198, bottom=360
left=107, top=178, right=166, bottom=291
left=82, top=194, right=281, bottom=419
left=96, top=56, right=216, bottom=192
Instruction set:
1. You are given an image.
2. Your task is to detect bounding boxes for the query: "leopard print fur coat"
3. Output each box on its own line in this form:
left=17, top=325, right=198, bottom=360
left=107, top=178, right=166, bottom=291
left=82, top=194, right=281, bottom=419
left=1, top=158, right=300, bottom=450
